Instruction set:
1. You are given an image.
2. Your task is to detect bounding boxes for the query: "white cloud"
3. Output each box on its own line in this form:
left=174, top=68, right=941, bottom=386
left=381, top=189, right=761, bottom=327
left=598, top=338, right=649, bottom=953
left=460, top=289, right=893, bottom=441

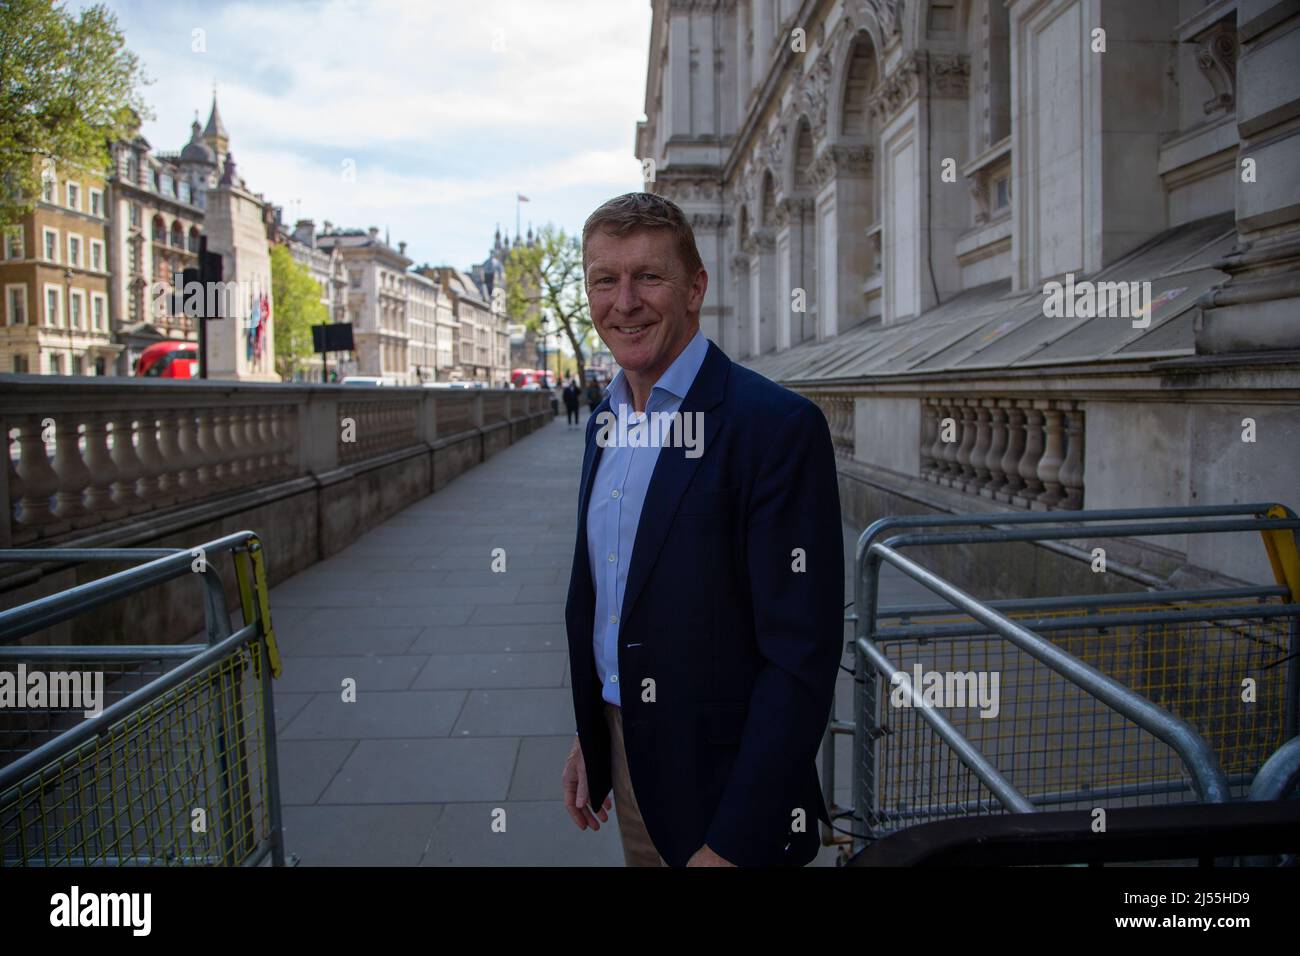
left=96, top=0, right=651, bottom=267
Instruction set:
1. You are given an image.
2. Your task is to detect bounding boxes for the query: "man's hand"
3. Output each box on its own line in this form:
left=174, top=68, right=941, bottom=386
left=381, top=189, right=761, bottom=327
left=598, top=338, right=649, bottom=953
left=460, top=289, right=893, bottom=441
left=562, top=735, right=612, bottom=830
left=686, top=844, right=736, bottom=867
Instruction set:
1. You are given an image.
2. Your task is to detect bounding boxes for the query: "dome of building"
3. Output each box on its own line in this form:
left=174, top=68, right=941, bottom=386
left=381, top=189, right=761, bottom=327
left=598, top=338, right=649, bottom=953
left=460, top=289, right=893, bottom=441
left=181, top=118, right=216, bottom=165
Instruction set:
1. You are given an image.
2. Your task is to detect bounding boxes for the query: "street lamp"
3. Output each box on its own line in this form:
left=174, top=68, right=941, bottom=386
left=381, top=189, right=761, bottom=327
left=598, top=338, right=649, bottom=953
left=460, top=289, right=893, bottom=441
left=538, top=315, right=549, bottom=387
left=64, top=267, right=74, bottom=374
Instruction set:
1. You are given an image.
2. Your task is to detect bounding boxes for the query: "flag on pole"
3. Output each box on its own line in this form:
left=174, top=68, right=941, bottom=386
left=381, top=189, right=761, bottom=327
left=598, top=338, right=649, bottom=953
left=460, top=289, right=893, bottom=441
left=246, top=297, right=256, bottom=362
left=517, top=194, right=530, bottom=202
left=255, top=294, right=268, bottom=363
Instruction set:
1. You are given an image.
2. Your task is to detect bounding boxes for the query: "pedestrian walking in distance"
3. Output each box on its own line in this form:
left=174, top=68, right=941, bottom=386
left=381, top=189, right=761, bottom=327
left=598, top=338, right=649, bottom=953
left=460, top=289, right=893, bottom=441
left=585, top=380, right=603, bottom=419
left=563, top=379, right=581, bottom=428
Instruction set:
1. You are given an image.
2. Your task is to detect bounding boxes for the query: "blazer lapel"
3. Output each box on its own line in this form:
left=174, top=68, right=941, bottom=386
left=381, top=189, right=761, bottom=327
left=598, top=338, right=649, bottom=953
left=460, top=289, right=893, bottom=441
left=570, top=393, right=612, bottom=612
left=619, top=340, right=729, bottom=628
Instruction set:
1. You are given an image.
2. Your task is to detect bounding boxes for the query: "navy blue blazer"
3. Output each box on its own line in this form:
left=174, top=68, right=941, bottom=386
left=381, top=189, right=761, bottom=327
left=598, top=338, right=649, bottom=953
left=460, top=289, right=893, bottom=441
left=565, top=338, right=843, bottom=867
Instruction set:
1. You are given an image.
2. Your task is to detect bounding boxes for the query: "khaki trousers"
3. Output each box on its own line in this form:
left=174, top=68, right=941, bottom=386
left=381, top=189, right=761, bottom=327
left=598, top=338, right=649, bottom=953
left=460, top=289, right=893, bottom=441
left=604, top=703, right=669, bottom=867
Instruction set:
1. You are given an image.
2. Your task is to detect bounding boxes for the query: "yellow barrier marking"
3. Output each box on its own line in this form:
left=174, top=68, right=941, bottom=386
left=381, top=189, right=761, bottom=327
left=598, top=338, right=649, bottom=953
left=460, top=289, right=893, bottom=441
left=1260, top=505, right=1300, bottom=602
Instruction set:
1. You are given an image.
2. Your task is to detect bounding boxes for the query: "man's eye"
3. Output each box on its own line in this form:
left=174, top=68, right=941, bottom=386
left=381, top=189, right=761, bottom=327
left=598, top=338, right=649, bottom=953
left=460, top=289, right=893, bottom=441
left=639, top=274, right=660, bottom=281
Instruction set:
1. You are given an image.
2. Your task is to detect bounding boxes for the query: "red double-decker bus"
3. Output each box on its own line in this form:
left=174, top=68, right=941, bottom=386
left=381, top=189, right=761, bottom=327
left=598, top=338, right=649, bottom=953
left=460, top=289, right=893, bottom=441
left=135, top=341, right=199, bottom=378
left=510, top=368, right=555, bottom=389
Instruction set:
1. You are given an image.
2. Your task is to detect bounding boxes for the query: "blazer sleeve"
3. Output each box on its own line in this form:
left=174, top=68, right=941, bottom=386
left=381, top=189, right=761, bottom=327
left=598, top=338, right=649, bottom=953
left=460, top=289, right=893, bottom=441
left=703, top=400, right=844, bottom=866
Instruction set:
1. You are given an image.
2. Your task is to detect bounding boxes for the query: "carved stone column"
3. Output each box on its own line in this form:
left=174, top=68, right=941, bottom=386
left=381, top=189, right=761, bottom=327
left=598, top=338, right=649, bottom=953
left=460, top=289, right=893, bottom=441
left=970, top=400, right=994, bottom=490
left=52, top=417, right=90, bottom=523
left=920, top=400, right=938, bottom=478
left=981, top=400, right=1009, bottom=499
left=1033, top=403, right=1066, bottom=511
left=956, top=401, right=979, bottom=492
left=996, top=402, right=1026, bottom=503
left=1058, top=403, right=1085, bottom=510
left=82, top=411, right=123, bottom=521
left=14, top=416, right=61, bottom=533
left=112, top=412, right=148, bottom=512
left=939, top=402, right=961, bottom=486
left=1012, top=405, right=1045, bottom=508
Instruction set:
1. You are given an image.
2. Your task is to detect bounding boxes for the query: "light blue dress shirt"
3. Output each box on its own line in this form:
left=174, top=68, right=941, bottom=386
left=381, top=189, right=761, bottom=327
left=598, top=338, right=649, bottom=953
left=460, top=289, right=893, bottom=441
left=586, top=327, right=709, bottom=707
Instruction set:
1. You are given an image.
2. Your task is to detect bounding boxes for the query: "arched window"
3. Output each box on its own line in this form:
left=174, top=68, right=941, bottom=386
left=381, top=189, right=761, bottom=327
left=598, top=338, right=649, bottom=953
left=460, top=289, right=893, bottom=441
left=188, top=226, right=200, bottom=253
left=792, top=120, right=815, bottom=193
left=152, top=214, right=166, bottom=243
left=841, top=35, right=878, bottom=139
left=170, top=221, right=184, bottom=248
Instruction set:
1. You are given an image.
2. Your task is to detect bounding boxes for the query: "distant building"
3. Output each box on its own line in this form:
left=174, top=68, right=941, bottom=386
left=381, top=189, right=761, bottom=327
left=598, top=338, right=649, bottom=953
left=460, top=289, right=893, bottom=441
left=318, top=227, right=413, bottom=382
left=417, top=265, right=509, bottom=385
left=106, top=99, right=227, bottom=375
left=406, top=268, right=440, bottom=382
left=0, top=158, right=120, bottom=375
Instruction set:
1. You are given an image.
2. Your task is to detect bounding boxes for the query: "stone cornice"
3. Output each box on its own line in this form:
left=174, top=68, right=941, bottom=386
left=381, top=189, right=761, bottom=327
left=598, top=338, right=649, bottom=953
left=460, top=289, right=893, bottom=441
left=811, top=144, right=873, bottom=188
left=867, top=51, right=969, bottom=122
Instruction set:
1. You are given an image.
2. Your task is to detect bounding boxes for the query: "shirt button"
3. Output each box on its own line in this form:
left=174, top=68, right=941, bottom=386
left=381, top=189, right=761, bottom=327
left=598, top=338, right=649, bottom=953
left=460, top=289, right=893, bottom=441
left=607, top=552, right=616, bottom=563
left=611, top=674, right=619, bottom=683
left=611, top=489, right=620, bottom=499
left=609, top=614, right=618, bottom=624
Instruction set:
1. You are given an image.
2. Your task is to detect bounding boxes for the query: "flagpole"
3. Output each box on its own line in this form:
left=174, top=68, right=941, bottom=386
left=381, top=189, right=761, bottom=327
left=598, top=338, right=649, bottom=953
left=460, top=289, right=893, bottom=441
left=515, top=194, right=520, bottom=239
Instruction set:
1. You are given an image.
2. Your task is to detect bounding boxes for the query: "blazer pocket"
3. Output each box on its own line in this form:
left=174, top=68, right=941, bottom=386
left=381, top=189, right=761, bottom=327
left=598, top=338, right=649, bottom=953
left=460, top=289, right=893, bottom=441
left=678, top=485, right=739, bottom=516
left=702, top=700, right=748, bottom=745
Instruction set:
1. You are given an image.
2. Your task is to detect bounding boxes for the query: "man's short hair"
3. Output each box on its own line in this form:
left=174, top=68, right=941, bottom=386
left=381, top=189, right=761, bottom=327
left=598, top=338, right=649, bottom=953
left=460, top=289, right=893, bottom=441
left=581, top=192, right=704, bottom=279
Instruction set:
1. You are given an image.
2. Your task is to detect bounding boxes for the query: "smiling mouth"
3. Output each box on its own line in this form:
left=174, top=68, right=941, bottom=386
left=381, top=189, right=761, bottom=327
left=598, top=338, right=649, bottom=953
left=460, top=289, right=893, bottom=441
left=611, top=322, right=656, bottom=337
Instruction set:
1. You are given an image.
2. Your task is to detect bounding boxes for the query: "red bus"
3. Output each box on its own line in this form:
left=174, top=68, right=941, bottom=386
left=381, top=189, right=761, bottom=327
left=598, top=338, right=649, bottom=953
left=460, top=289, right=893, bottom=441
left=510, top=368, right=555, bottom=389
left=135, top=341, right=199, bottom=379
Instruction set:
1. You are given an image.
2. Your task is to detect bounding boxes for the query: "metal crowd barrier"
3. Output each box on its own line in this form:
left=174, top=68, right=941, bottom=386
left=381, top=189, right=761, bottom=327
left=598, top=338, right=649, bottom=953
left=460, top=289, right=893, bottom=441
left=0, top=531, right=285, bottom=866
left=820, top=504, right=1300, bottom=862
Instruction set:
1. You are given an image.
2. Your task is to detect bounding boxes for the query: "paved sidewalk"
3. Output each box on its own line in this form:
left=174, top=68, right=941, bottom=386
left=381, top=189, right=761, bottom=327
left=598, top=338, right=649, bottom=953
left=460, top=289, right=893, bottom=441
left=268, top=413, right=928, bottom=866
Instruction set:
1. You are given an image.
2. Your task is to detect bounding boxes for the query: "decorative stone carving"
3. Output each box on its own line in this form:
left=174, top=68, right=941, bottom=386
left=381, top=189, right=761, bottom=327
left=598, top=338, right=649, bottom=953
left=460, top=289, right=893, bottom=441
left=931, top=54, right=970, bottom=97
left=811, top=145, right=873, bottom=189
left=1194, top=20, right=1237, bottom=115
left=773, top=197, right=813, bottom=227
left=742, top=228, right=776, bottom=255
left=764, top=122, right=787, bottom=176
left=800, top=53, right=835, bottom=141
left=688, top=212, right=729, bottom=230
left=867, top=52, right=969, bottom=122
left=862, top=0, right=904, bottom=41
left=867, top=53, right=921, bottom=120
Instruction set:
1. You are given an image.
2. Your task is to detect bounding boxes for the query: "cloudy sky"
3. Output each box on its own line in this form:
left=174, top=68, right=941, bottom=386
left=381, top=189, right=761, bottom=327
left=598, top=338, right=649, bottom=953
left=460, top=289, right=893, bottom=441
left=88, top=0, right=651, bottom=272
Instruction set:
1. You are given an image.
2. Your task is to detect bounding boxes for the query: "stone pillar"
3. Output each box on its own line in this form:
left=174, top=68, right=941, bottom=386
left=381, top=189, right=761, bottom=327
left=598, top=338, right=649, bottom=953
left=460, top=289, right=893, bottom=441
left=1197, top=1, right=1300, bottom=352
left=204, top=170, right=279, bottom=381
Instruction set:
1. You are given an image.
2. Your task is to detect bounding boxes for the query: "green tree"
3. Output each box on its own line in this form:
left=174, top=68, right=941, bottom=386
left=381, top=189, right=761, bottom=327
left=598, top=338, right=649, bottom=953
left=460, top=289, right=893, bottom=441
left=270, top=244, right=328, bottom=381
left=504, top=224, right=592, bottom=385
left=0, top=0, right=151, bottom=228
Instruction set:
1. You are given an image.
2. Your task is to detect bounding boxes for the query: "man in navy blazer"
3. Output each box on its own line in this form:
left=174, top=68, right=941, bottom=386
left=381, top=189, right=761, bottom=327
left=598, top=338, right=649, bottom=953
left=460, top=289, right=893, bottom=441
left=560, top=193, right=843, bottom=867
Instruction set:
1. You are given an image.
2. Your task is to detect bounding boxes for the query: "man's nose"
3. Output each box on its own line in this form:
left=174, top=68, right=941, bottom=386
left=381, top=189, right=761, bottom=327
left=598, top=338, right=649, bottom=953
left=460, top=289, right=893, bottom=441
left=613, top=275, right=641, bottom=314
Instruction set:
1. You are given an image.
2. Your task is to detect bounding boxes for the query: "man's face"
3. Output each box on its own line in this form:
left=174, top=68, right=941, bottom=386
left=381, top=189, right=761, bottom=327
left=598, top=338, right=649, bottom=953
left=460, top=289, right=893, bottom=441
left=584, top=227, right=707, bottom=379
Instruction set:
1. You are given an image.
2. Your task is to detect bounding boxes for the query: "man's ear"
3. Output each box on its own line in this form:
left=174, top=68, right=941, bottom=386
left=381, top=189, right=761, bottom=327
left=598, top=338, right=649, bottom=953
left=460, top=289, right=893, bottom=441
left=689, top=268, right=709, bottom=312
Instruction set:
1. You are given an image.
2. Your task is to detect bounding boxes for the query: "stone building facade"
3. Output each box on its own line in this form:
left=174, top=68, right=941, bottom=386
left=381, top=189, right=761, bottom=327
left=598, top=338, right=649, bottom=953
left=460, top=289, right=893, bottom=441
left=637, top=0, right=1300, bottom=590
left=318, top=227, right=415, bottom=383
left=0, top=159, right=120, bottom=376
left=106, top=100, right=228, bottom=374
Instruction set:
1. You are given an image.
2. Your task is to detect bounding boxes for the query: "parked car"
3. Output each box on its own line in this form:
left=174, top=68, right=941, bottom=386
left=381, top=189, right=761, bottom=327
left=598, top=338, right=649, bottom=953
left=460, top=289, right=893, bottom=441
left=341, top=375, right=397, bottom=386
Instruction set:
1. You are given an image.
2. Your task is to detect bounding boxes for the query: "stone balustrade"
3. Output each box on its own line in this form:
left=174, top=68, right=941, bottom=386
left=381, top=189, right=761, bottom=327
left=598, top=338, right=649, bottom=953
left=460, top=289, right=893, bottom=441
left=812, top=393, right=856, bottom=459
left=919, top=396, right=1084, bottom=510
left=2, top=379, right=547, bottom=547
